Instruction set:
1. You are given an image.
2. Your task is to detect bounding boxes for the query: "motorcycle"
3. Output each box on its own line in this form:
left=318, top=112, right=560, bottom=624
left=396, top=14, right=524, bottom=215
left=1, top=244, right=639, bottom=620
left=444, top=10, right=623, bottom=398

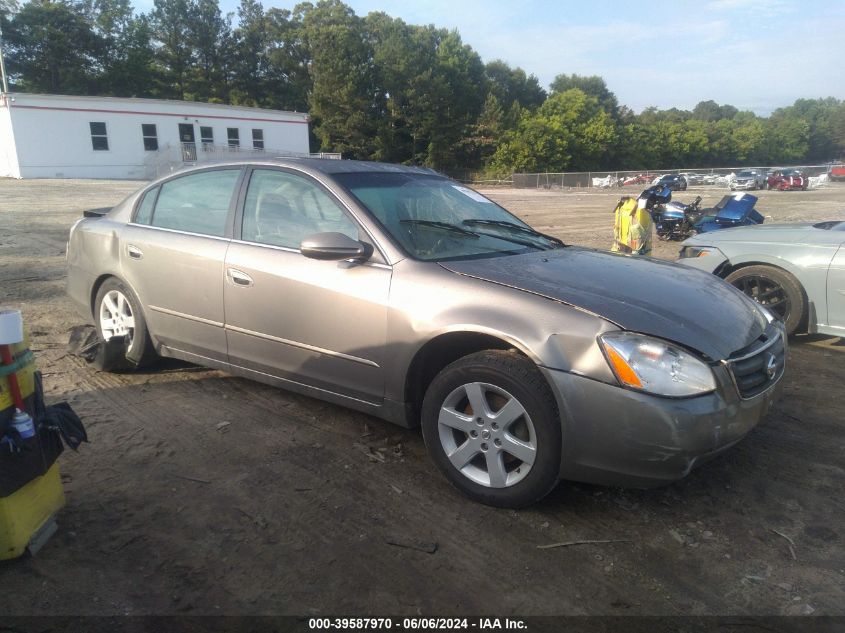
left=649, top=189, right=764, bottom=241
left=653, top=195, right=704, bottom=241
left=693, top=193, right=765, bottom=233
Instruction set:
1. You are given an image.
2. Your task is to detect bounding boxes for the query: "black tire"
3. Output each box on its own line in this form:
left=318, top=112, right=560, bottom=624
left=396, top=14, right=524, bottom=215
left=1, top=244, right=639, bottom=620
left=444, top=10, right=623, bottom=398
left=725, top=265, right=806, bottom=335
left=94, top=278, right=156, bottom=371
left=420, top=350, right=562, bottom=508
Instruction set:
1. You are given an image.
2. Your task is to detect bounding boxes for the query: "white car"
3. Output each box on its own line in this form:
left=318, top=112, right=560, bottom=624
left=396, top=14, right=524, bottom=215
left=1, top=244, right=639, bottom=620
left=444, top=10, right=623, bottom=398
left=730, top=170, right=767, bottom=191
left=678, top=221, right=845, bottom=336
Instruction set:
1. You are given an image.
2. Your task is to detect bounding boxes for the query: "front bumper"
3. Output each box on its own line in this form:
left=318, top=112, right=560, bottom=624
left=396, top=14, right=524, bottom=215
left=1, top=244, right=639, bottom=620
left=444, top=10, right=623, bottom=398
left=541, top=365, right=784, bottom=487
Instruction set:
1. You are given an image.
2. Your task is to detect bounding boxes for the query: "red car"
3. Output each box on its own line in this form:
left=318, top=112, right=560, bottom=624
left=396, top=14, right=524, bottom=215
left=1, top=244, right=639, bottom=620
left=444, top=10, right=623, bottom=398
left=622, top=173, right=654, bottom=186
left=767, top=169, right=808, bottom=191
left=829, top=164, right=845, bottom=182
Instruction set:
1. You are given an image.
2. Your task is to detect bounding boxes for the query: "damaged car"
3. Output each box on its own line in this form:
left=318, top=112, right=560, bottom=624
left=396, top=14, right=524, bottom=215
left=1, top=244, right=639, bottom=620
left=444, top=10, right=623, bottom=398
left=66, top=159, right=786, bottom=507
left=768, top=169, right=808, bottom=191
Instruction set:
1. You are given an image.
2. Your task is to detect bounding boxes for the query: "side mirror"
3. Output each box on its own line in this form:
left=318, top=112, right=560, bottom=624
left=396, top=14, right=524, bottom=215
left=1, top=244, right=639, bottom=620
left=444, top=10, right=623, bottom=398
left=300, top=232, right=373, bottom=262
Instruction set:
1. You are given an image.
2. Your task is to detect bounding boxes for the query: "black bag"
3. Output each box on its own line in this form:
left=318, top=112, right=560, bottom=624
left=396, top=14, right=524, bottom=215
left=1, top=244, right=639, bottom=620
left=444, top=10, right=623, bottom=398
left=0, top=372, right=87, bottom=498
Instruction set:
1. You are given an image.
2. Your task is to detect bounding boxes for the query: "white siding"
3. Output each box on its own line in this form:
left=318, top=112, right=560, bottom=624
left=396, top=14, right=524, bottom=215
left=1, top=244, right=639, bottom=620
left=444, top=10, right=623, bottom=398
left=3, top=94, right=310, bottom=179
left=0, top=98, right=20, bottom=178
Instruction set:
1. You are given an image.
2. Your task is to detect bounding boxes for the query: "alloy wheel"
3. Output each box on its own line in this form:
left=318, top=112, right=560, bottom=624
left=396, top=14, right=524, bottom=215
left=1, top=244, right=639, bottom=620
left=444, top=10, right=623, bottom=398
left=731, top=274, right=791, bottom=321
left=99, top=289, right=135, bottom=346
left=437, top=382, right=537, bottom=488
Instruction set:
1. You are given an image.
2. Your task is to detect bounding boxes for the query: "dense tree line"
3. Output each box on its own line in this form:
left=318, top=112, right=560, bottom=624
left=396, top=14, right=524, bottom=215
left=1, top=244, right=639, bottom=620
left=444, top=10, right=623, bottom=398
left=2, top=0, right=844, bottom=174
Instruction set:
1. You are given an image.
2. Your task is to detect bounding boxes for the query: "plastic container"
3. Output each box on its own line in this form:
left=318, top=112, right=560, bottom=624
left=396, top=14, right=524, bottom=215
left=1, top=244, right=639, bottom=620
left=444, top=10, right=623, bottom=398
left=0, top=333, right=66, bottom=559
left=0, top=463, right=65, bottom=559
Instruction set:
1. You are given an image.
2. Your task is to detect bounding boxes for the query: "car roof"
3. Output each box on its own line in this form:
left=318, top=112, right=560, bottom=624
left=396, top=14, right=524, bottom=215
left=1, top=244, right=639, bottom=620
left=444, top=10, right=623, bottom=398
left=169, top=157, right=442, bottom=178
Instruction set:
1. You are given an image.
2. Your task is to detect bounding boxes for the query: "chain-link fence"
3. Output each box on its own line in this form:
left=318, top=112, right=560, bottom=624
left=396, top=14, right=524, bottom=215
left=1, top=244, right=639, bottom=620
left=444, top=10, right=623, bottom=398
left=506, top=164, right=835, bottom=189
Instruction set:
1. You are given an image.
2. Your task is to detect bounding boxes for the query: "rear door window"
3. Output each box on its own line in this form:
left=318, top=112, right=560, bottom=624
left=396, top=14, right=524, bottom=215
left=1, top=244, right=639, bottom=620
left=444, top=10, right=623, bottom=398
left=149, top=169, right=241, bottom=237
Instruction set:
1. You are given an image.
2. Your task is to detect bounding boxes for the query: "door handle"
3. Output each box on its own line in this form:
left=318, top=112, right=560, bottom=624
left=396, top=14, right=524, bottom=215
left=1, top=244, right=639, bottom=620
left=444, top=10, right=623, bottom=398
left=227, top=268, right=254, bottom=287
left=127, top=244, right=143, bottom=260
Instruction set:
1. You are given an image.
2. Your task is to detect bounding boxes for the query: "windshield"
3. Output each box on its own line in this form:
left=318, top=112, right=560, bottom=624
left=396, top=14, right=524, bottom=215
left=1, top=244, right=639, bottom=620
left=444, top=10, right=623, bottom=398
left=737, top=171, right=755, bottom=177
left=333, top=172, right=563, bottom=261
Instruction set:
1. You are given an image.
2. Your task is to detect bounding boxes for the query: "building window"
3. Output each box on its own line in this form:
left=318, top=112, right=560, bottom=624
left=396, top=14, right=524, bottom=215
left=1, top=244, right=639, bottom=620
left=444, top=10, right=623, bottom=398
left=141, top=124, right=158, bottom=151
left=200, top=126, right=214, bottom=150
left=252, top=129, right=264, bottom=150
left=90, top=122, right=109, bottom=151
left=227, top=128, right=239, bottom=148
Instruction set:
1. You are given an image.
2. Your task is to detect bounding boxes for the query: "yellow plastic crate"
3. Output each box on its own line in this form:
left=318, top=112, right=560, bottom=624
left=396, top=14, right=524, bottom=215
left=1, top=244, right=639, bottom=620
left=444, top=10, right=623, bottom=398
left=1, top=334, right=65, bottom=559
left=0, top=462, right=65, bottom=559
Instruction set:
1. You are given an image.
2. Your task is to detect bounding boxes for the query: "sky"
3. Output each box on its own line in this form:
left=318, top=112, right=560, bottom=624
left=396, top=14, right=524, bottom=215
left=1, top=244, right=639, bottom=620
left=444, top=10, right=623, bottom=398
left=137, top=0, right=845, bottom=116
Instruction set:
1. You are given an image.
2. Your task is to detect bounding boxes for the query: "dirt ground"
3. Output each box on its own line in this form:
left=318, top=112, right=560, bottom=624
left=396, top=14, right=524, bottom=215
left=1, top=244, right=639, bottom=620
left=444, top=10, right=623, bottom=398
left=0, top=178, right=844, bottom=617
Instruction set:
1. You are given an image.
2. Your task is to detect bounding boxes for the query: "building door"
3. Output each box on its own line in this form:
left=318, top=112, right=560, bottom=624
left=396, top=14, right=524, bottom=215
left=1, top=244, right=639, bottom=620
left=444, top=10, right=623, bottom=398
left=178, top=123, right=197, bottom=162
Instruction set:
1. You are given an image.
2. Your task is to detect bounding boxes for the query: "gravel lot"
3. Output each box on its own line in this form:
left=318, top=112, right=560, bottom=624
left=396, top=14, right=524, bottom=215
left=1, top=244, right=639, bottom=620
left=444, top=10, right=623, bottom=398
left=1, top=177, right=844, bottom=616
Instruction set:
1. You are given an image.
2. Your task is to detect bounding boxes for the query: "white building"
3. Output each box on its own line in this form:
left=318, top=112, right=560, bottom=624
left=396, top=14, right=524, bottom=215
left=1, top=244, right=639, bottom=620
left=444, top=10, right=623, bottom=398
left=0, top=93, right=314, bottom=179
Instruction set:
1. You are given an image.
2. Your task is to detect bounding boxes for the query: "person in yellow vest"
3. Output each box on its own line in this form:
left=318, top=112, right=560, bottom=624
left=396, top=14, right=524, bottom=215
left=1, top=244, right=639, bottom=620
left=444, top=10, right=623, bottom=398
left=611, top=185, right=671, bottom=256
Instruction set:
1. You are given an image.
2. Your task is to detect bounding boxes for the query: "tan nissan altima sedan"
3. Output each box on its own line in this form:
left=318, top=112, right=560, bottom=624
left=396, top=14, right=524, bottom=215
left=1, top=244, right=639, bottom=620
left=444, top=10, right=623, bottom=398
left=67, top=159, right=786, bottom=507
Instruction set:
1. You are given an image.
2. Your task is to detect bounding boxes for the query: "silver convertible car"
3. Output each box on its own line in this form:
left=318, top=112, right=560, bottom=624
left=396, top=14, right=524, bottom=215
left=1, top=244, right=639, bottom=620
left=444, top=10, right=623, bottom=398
left=67, top=159, right=786, bottom=507
left=678, top=221, right=845, bottom=337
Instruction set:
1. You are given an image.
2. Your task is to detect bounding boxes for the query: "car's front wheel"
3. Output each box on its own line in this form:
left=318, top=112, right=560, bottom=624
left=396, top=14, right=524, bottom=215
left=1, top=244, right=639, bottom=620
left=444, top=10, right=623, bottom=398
left=421, top=350, right=562, bottom=507
left=95, top=278, right=156, bottom=370
left=725, top=265, right=806, bottom=335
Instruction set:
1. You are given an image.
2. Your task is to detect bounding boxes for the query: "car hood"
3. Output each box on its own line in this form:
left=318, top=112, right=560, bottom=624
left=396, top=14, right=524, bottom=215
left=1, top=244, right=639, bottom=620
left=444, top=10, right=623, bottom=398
left=440, top=247, right=766, bottom=360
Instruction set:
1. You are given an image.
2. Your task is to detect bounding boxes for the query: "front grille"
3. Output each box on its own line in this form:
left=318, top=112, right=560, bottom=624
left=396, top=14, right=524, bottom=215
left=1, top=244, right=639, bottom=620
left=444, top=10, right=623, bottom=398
left=727, top=329, right=786, bottom=399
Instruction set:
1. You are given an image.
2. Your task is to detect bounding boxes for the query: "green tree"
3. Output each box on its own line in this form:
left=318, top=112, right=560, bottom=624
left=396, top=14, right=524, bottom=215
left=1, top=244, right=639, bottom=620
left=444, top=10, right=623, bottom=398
left=491, top=89, right=616, bottom=173
left=459, top=92, right=505, bottom=168
left=188, top=0, right=232, bottom=101
left=731, top=114, right=765, bottom=163
left=262, top=7, right=310, bottom=111
left=4, top=0, right=101, bottom=93
left=297, top=0, right=378, bottom=158
left=484, top=59, right=545, bottom=111
left=230, top=0, right=268, bottom=106
left=762, top=113, right=810, bottom=163
left=89, top=0, right=157, bottom=96
left=424, top=29, right=485, bottom=168
left=149, top=0, right=195, bottom=99
left=549, top=73, right=618, bottom=116
left=365, top=14, right=485, bottom=168
left=364, top=11, right=421, bottom=162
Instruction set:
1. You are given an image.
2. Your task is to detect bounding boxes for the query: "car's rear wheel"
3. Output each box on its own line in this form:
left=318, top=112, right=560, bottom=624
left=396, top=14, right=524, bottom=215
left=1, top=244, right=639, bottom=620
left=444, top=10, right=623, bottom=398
left=421, top=350, right=561, bottom=508
left=95, top=278, right=156, bottom=370
left=725, top=265, right=806, bottom=335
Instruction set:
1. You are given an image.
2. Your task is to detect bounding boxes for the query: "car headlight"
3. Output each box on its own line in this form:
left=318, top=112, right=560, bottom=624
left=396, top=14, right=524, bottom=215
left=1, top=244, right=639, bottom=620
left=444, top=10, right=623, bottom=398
left=679, top=246, right=716, bottom=259
left=599, top=332, right=717, bottom=397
